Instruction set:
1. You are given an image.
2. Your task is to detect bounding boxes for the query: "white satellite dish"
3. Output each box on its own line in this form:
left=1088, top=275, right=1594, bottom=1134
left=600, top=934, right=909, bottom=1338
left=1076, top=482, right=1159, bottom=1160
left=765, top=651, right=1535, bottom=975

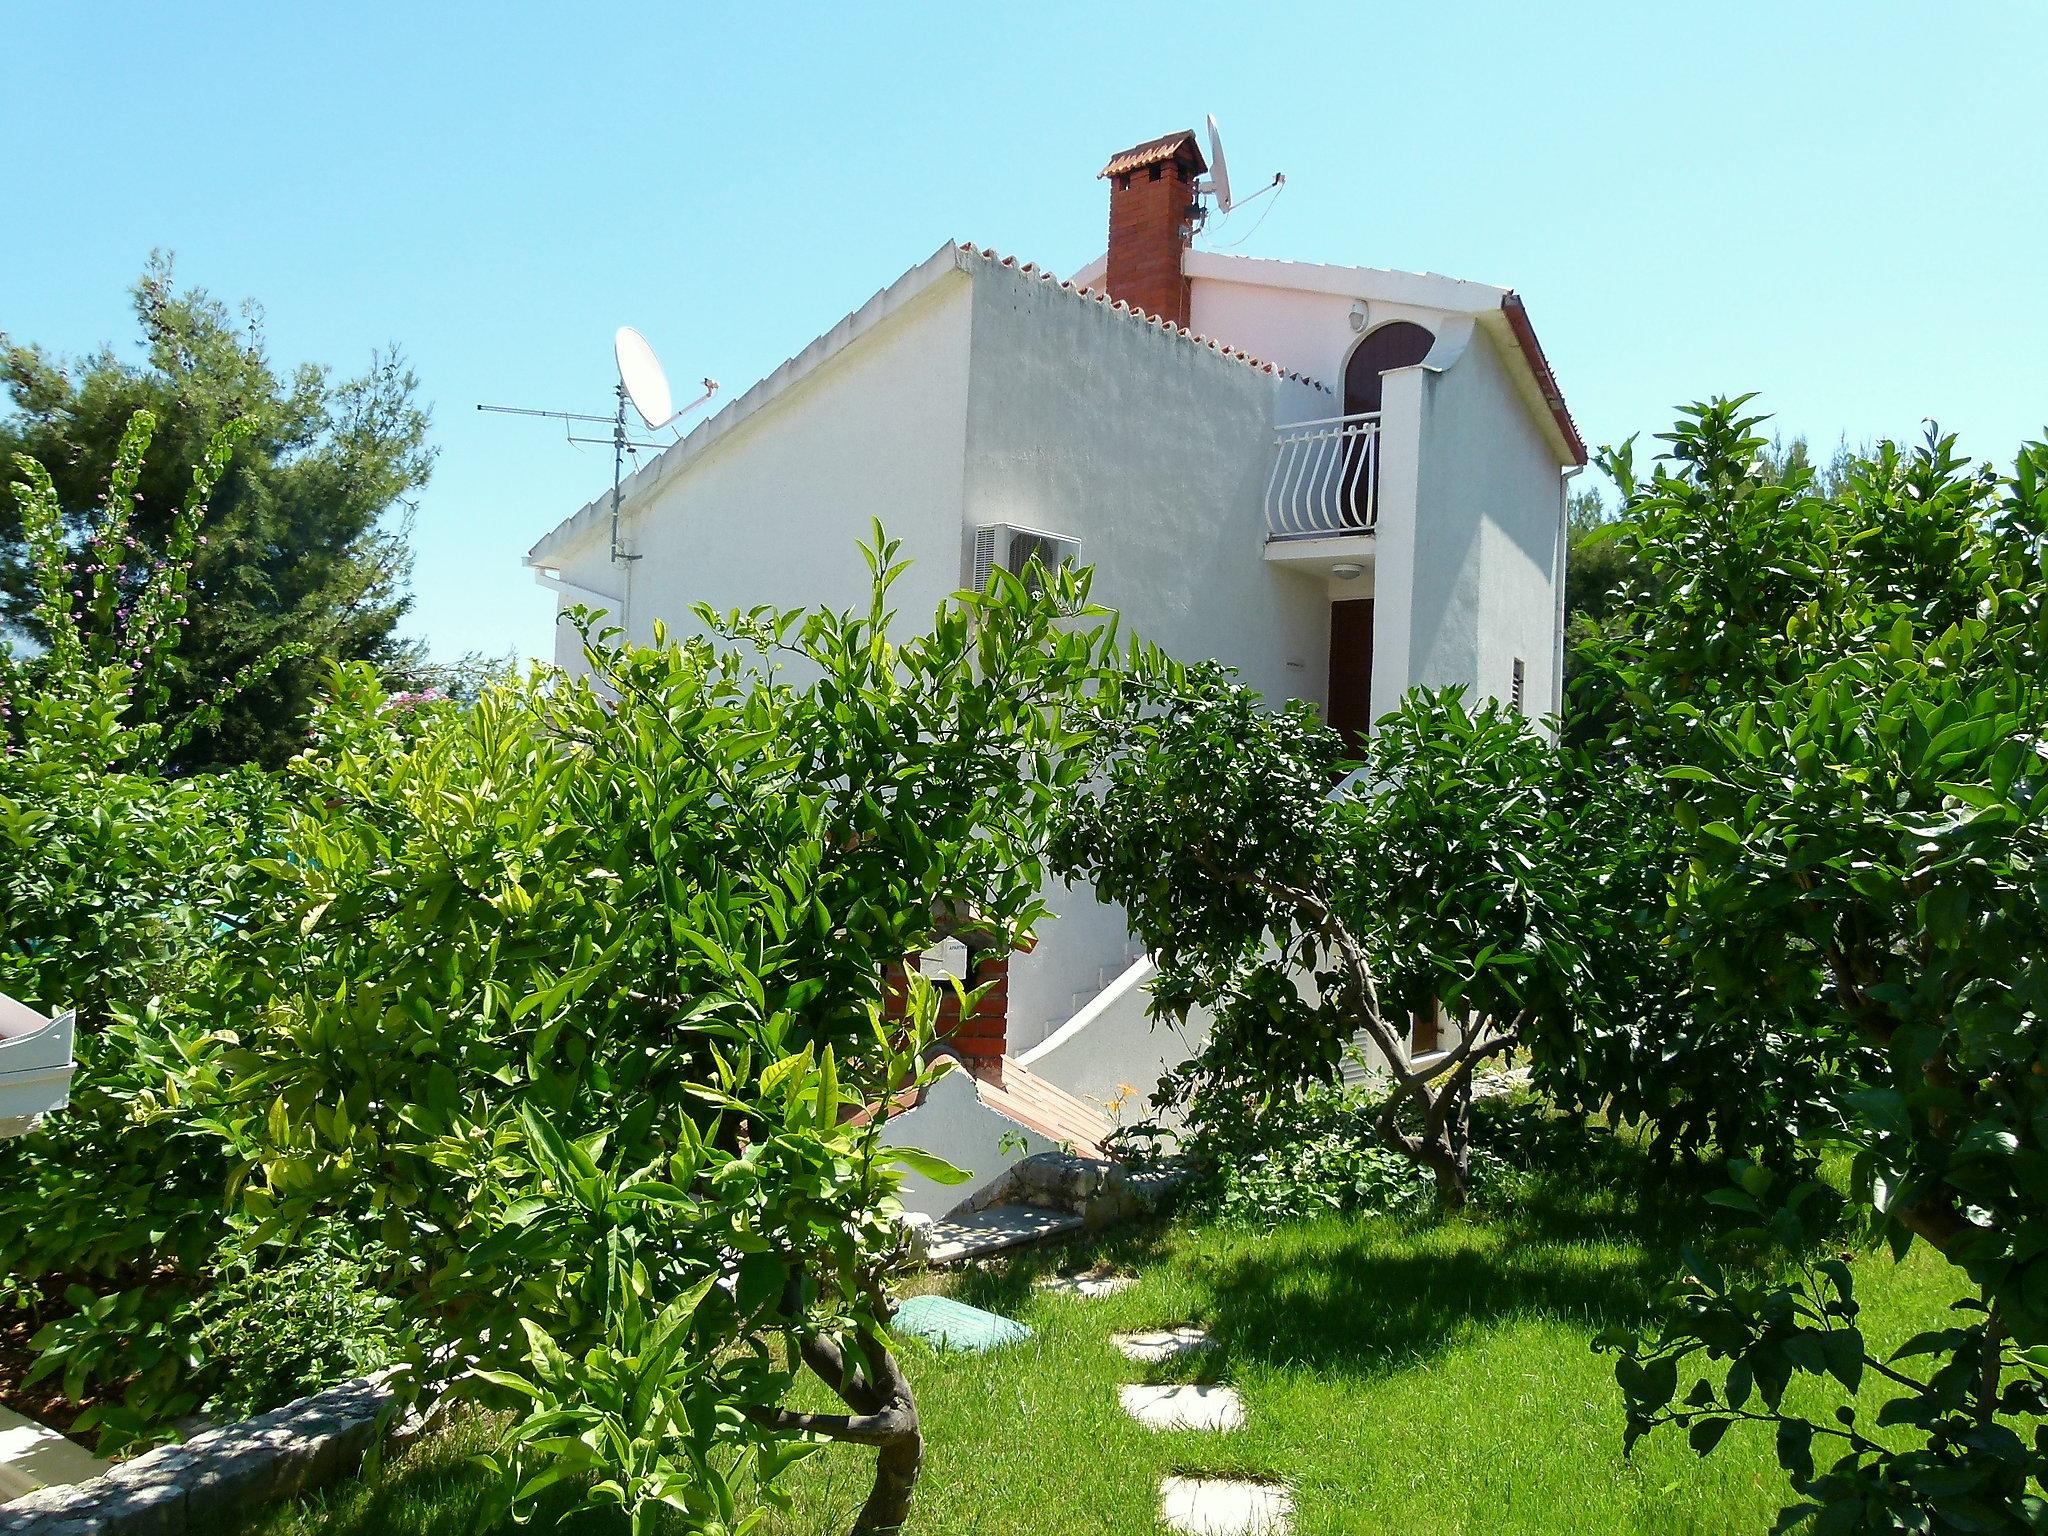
left=614, top=325, right=674, bottom=430
left=1205, top=113, right=1234, bottom=213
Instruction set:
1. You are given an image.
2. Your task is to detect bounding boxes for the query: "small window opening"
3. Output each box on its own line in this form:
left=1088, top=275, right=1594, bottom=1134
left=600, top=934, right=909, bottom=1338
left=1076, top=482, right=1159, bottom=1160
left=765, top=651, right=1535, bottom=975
left=1511, top=657, right=1527, bottom=715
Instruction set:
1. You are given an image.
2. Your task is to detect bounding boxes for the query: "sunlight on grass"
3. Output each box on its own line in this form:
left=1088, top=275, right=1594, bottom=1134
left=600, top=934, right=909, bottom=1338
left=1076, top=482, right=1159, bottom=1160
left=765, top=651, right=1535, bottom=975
left=236, top=1150, right=1969, bottom=1536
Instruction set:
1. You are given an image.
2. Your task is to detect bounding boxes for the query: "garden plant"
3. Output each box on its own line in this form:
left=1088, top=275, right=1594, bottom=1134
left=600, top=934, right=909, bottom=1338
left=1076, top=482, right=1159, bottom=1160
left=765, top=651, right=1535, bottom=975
left=4, top=400, right=2045, bottom=1535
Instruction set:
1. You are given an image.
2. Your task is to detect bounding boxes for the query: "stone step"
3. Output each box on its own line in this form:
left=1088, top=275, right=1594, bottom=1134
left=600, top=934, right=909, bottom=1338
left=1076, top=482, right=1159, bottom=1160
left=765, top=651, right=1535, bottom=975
left=0, top=1406, right=109, bottom=1501
left=1159, top=1475, right=1292, bottom=1535
left=1111, top=1325, right=1216, bottom=1365
left=1118, top=1383, right=1246, bottom=1432
left=923, top=1203, right=1083, bottom=1266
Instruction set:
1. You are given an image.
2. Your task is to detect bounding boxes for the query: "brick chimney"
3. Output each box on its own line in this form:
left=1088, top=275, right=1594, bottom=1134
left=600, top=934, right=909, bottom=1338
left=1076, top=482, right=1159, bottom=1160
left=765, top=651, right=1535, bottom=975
left=1099, top=129, right=1206, bottom=329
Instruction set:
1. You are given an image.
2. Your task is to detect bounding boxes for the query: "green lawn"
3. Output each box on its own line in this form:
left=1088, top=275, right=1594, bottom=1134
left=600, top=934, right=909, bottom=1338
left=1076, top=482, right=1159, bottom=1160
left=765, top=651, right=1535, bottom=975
left=237, top=1148, right=1966, bottom=1536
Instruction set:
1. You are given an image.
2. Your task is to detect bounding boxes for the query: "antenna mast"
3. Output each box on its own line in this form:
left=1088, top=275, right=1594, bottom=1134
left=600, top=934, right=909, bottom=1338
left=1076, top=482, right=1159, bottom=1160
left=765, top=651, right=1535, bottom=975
left=480, top=329, right=718, bottom=565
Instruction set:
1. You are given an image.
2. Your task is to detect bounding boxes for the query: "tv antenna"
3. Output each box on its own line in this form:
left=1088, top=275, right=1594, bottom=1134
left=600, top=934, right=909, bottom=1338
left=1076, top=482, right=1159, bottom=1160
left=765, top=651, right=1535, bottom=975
left=1195, top=115, right=1283, bottom=239
left=479, top=327, right=718, bottom=564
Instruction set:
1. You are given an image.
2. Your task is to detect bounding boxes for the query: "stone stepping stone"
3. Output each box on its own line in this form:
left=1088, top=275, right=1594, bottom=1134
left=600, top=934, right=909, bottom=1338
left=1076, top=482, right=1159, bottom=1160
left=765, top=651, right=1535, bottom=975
left=1112, top=1325, right=1215, bottom=1364
left=890, top=1294, right=1031, bottom=1354
left=1035, top=1268, right=1135, bottom=1299
left=1118, top=1383, right=1246, bottom=1432
left=1158, top=1475, right=1292, bottom=1535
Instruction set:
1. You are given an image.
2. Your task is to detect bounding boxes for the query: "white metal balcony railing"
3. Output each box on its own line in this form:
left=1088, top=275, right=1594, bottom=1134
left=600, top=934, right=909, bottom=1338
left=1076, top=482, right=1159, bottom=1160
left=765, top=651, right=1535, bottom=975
left=1264, top=411, right=1380, bottom=540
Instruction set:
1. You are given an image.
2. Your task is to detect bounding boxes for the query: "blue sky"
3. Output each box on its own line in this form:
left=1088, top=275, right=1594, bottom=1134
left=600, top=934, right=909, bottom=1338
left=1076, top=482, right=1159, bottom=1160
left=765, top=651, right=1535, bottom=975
left=4, top=2, right=2042, bottom=664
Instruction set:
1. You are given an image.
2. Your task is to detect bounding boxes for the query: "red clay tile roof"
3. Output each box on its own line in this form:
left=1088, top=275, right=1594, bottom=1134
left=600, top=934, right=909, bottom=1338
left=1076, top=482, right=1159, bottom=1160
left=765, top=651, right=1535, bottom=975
left=957, top=243, right=1331, bottom=395
left=1099, top=130, right=1206, bottom=180
left=1500, top=292, right=1587, bottom=466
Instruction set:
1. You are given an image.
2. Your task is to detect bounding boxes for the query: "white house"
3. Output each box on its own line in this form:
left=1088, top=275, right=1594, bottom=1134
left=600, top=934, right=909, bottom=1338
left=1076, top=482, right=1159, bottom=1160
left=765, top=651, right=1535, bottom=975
left=525, top=128, right=1585, bottom=1212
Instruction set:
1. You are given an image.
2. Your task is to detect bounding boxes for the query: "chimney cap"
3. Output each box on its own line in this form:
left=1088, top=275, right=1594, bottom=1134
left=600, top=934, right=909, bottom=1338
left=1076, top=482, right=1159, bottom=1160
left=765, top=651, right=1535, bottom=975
left=1099, top=129, right=1207, bottom=180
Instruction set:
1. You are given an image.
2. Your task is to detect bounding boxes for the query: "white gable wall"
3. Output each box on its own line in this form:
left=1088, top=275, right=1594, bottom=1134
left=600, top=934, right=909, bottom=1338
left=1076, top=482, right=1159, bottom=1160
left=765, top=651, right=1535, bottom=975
left=1404, top=324, right=1568, bottom=721
left=960, top=259, right=1330, bottom=1051
left=537, top=267, right=977, bottom=667
left=1188, top=278, right=1449, bottom=415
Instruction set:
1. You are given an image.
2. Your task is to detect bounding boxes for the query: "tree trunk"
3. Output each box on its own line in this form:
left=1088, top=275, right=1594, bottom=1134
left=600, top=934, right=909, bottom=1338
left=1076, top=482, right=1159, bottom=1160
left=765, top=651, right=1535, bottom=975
left=1416, top=1073, right=1475, bottom=1211
left=849, top=1404, right=924, bottom=1536
left=794, top=1322, right=925, bottom=1536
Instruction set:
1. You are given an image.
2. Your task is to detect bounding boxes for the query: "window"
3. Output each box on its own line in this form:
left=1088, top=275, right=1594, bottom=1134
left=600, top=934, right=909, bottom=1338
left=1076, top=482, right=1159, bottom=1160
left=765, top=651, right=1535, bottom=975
left=1511, top=657, right=1526, bottom=715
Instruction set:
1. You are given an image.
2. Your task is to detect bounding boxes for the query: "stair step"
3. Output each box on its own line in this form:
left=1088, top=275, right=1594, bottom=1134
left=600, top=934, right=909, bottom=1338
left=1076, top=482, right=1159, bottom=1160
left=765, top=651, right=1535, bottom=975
left=923, top=1203, right=1083, bottom=1266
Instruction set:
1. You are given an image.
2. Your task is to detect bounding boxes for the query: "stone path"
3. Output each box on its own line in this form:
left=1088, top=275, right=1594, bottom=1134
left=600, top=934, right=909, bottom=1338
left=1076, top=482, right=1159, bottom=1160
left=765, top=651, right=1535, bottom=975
left=1118, top=1383, right=1246, bottom=1432
left=0, top=1406, right=108, bottom=1501
left=1036, top=1279, right=1293, bottom=1535
left=1159, top=1475, right=1293, bottom=1536
left=1111, top=1325, right=1217, bottom=1365
left=923, top=1204, right=1083, bottom=1266
left=1035, top=1268, right=1135, bottom=1299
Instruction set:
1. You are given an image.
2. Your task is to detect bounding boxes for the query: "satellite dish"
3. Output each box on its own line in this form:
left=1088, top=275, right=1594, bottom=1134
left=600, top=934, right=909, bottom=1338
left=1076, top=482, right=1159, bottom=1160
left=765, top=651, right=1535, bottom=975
left=614, top=326, right=674, bottom=429
left=1205, top=113, right=1234, bottom=213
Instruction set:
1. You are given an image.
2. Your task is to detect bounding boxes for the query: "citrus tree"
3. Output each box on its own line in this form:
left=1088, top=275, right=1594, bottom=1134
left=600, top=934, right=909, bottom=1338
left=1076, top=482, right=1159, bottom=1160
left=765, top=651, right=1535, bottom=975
left=1055, top=666, right=1586, bottom=1208
left=0, top=412, right=292, bottom=1447
left=207, top=536, right=1119, bottom=1534
left=1587, top=403, right=2048, bottom=1532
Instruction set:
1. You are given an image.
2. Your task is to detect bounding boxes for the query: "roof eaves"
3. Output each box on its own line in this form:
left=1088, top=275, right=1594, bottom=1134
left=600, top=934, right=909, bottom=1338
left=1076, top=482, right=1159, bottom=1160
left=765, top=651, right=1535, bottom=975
left=1498, top=292, right=1587, bottom=467
left=1183, top=249, right=1510, bottom=314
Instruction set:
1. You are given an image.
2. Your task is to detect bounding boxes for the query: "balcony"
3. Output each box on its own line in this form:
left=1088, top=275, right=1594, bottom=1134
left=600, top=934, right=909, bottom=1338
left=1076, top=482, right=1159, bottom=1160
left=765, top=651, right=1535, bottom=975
left=1265, top=411, right=1379, bottom=542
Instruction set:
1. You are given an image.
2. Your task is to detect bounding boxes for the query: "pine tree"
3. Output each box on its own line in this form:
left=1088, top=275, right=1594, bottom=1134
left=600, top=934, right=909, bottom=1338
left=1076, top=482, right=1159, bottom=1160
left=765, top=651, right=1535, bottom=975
left=1, top=252, right=433, bottom=768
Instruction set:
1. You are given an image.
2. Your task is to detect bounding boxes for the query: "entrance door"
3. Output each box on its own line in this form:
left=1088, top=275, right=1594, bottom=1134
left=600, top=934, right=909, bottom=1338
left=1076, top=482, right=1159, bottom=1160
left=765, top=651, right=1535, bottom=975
left=1327, top=598, right=1375, bottom=755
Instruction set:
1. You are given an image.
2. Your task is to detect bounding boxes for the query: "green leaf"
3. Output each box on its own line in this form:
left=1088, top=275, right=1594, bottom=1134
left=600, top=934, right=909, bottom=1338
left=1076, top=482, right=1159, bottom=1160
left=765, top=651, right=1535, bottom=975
left=885, top=1145, right=974, bottom=1185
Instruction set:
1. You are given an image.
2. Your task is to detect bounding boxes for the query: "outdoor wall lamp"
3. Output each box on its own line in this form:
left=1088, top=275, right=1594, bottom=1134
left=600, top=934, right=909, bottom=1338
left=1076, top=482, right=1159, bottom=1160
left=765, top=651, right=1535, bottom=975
left=1349, top=302, right=1368, bottom=333
left=1332, top=562, right=1365, bottom=580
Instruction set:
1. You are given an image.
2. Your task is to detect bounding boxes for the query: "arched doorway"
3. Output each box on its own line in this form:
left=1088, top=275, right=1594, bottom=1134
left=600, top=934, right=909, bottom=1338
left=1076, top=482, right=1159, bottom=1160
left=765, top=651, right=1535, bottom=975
left=1343, top=320, right=1436, bottom=416
left=1336, top=321, right=1434, bottom=530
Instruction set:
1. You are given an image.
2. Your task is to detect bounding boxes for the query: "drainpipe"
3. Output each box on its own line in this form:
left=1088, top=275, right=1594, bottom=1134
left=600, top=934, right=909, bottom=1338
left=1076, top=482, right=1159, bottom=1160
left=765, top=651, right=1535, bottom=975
left=1554, top=464, right=1584, bottom=720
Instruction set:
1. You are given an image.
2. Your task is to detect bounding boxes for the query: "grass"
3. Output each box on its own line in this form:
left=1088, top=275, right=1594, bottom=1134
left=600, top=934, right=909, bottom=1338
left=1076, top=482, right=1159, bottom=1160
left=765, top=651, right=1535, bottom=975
left=235, top=1136, right=1968, bottom=1536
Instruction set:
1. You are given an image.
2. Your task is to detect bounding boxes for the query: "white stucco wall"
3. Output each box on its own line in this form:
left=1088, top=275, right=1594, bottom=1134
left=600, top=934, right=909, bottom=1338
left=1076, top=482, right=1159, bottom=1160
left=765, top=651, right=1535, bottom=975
left=958, top=259, right=1331, bottom=1049
left=878, top=1065, right=1054, bottom=1218
left=1403, top=325, right=1568, bottom=720
left=536, top=264, right=977, bottom=666
left=1018, top=957, right=1211, bottom=1116
left=1190, top=278, right=1451, bottom=415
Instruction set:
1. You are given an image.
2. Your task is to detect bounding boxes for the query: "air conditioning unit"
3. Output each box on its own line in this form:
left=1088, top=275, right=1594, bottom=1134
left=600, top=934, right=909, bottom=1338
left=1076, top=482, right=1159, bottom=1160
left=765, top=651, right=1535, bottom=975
left=969, top=524, right=1082, bottom=593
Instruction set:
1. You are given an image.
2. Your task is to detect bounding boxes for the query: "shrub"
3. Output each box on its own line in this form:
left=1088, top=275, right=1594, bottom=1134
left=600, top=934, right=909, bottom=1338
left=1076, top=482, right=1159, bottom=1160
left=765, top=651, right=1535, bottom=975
left=204, top=533, right=1122, bottom=1534
left=1178, top=1074, right=1553, bottom=1228
left=193, top=1225, right=405, bottom=1422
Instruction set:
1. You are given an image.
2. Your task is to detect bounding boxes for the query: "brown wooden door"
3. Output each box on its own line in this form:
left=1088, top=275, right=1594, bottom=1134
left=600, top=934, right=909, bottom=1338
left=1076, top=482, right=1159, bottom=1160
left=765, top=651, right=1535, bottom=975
left=1339, top=322, right=1435, bottom=522
left=1343, top=322, right=1436, bottom=416
left=1327, top=598, right=1375, bottom=754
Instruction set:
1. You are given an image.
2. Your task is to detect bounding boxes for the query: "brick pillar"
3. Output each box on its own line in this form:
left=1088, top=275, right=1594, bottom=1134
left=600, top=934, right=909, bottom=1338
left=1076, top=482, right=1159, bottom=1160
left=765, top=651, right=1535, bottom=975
left=882, top=947, right=1009, bottom=1086
left=1099, top=131, right=1205, bottom=329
